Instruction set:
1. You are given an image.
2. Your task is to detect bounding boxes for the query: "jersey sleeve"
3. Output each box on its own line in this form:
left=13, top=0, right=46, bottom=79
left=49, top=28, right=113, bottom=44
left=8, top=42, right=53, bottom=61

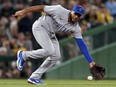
left=44, top=5, right=62, bottom=17
left=72, top=25, right=82, bottom=38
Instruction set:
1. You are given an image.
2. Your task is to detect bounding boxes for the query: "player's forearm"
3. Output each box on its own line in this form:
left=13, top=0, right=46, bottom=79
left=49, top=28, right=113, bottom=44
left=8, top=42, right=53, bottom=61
left=22, top=5, right=45, bottom=14
left=75, top=38, right=93, bottom=63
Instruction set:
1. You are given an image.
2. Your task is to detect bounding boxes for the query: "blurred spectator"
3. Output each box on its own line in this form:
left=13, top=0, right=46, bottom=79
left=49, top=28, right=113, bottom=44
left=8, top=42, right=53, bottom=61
left=92, top=0, right=105, bottom=6
left=105, top=0, right=116, bottom=20
left=23, top=61, right=32, bottom=77
left=0, top=35, right=9, bottom=56
left=5, top=61, right=20, bottom=78
left=0, top=46, right=7, bottom=56
left=17, top=12, right=34, bottom=34
left=0, top=62, right=5, bottom=78
left=17, top=32, right=25, bottom=46
left=67, top=0, right=78, bottom=9
left=58, top=0, right=67, bottom=7
left=15, top=2, right=25, bottom=10
left=80, top=1, right=91, bottom=12
left=10, top=61, right=20, bottom=78
left=84, top=37, right=93, bottom=51
left=0, top=22, right=5, bottom=36
left=10, top=37, right=19, bottom=55
left=2, top=40, right=12, bottom=56
left=0, top=0, right=16, bottom=19
left=67, top=42, right=79, bottom=58
left=25, top=32, right=33, bottom=51
left=0, top=17, right=9, bottom=26
left=62, top=41, right=79, bottom=61
left=17, top=32, right=26, bottom=51
left=80, top=20, right=88, bottom=32
left=0, top=17, right=13, bottom=39
left=10, top=18, right=18, bottom=38
left=84, top=5, right=102, bottom=28
left=49, top=0, right=59, bottom=5
left=97, top=4, right=113, bottom=25
left=0, top=68, right=4, bottom=78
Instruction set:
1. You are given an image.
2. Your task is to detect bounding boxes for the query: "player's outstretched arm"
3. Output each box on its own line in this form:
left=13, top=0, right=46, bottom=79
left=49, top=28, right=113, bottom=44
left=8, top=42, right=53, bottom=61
left=12, top=5, right=45, bottom=21
left=20, top=5, right=45, bottom=14
left=75, top=38, right=106, bottom=80
left=75, top=38, right=96, bottom=67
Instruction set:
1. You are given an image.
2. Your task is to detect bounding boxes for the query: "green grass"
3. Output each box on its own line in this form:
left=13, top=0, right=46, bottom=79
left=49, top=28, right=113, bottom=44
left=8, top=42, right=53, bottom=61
left=0, top=79, right=116, bottom=87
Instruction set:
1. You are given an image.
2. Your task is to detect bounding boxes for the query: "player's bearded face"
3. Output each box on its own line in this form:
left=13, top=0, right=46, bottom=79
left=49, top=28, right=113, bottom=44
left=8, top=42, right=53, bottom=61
left=70, top=11, right=81, bottom=23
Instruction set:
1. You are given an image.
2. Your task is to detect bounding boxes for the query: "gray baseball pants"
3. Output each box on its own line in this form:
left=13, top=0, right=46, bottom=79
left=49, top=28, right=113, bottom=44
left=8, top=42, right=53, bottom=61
left=22, top=20, right=61, bottom=79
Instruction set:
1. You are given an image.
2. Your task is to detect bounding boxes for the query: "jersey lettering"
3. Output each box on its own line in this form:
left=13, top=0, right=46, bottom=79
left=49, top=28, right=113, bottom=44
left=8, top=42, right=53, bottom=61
left=53, top=20, right=69, bottom=32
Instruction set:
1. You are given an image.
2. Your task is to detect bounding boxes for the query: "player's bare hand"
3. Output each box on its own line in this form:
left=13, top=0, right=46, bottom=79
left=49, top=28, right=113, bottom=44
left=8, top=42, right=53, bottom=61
left=12, top=10, right=25, bottom=18
left=12, top=10, right=26, bottom=22
left=89, top=61, right=96, bottom=68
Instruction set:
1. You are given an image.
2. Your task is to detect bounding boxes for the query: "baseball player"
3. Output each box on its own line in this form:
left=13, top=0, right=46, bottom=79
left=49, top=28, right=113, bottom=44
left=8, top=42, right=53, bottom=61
left=13, top=5, right=105, bottom=85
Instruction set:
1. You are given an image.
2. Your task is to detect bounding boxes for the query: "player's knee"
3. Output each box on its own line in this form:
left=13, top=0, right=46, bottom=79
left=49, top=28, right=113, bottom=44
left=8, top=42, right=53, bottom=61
left=51, top=53, right=61, bottom=60
left=45, top=48, right=55, bottom=56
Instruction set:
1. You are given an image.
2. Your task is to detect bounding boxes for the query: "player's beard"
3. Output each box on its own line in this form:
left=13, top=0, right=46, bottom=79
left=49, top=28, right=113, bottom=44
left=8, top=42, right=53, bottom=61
left=68, top=12, right=77, bottom=24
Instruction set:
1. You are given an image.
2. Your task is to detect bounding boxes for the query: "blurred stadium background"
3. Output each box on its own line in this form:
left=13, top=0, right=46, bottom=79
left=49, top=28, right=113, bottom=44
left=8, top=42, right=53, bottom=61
left=0, top=0, right=116, bottom=83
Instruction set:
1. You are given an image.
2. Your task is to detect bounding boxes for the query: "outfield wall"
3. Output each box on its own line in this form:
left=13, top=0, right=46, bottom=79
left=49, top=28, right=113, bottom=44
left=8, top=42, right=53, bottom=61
left=46, top=42, right=116, bottom=79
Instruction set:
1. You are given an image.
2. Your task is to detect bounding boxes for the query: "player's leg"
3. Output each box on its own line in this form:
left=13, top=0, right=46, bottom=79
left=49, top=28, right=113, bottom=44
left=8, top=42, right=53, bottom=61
left=17, top=21, right=55, bottom=71
left=23, top=22, right=55, bottom=59
left=28, top=37, right=61, bottom=80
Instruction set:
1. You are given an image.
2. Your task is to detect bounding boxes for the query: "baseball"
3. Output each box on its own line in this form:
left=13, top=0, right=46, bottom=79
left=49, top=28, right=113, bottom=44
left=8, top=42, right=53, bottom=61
left=87, top=76, right=93, bottom=80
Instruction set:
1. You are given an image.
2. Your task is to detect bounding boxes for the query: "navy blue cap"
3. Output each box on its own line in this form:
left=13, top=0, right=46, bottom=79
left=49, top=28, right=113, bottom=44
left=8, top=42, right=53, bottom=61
left=72, top=5, right=85, bottom=16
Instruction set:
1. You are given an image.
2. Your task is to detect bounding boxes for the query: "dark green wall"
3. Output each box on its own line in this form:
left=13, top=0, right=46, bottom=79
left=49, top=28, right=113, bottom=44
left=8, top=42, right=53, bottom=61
left=46, top=42, right=116, bottom=79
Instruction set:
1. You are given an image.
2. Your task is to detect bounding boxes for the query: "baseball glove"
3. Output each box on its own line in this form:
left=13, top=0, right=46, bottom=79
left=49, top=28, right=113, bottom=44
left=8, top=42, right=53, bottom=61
left=90, top=64, right=105, bottom=80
